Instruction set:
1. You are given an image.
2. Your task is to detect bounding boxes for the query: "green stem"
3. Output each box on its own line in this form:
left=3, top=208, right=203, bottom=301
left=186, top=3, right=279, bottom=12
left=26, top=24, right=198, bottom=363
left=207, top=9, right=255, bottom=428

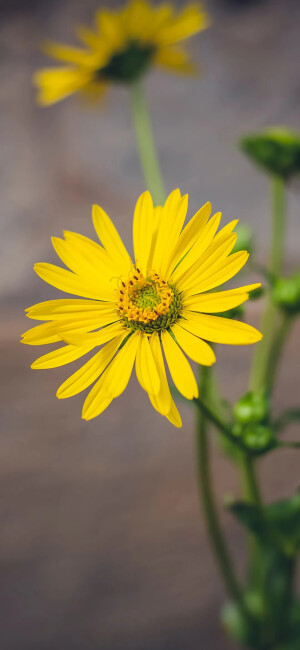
left=130, top=79, right=165, bottom=206
left=265, top=313, right=292, bottom=393
left=195, top=368, right=242, bottom=601
left=250, top=175, right=286, bottom=392
left=270, top=175, right=285, bottom=277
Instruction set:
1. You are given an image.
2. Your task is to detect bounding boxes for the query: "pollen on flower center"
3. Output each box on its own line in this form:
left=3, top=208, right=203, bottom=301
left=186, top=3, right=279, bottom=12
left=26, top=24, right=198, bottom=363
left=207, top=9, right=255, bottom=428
left=118, top=268, right=182, bottom=334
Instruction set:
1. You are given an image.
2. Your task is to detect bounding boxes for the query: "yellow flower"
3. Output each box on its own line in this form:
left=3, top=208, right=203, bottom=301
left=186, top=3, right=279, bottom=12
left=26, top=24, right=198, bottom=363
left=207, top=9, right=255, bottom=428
left=22, top=190, right=262, bottom=427
left=33, top=0, right=210, bottom=106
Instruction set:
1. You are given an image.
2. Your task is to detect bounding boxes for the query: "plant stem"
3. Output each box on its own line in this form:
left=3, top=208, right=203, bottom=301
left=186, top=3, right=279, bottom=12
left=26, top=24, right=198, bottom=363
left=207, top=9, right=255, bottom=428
left=130, top=79, right=165, bottom=206
left=195, top=368, right=242, bottom=602
left=250, top=175, right=286, bottom=392
left=265, top=313, right=292, bottom=393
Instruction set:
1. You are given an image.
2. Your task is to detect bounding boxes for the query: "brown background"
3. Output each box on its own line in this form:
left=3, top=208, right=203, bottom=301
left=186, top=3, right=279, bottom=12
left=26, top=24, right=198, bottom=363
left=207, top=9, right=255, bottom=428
left=1, top=0, right=300, bottom=648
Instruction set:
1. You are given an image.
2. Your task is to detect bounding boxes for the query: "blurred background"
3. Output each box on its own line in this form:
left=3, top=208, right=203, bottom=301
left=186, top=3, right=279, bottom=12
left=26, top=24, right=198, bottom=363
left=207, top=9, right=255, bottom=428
left=1, top=0, right=300, bottom=648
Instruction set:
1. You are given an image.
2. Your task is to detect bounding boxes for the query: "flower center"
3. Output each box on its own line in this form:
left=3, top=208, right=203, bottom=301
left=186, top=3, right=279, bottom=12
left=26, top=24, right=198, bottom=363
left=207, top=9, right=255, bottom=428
left=118, top=268, right=182, bottom=333
left=97, top=40, right=155, bottom=83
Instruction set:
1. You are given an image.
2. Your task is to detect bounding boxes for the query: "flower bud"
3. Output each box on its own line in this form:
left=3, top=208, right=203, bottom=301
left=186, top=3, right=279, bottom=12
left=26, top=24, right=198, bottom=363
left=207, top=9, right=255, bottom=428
left=233, top=391, right=269, bottom=425
left=273, top=273, right=300, bottom=315
left=240, top=128, right=300, bottom=180
left=242, top=424, right=274, bottom=452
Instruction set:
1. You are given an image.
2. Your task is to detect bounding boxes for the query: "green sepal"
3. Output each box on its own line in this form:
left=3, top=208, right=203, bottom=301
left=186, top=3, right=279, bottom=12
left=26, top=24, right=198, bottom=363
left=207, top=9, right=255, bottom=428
left=240, top=127, right=300, bottom=180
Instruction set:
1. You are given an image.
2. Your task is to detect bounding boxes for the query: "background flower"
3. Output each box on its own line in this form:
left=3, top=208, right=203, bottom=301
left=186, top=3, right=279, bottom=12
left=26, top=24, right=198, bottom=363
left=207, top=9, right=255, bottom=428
left=34, top=0, right=209, bottom=105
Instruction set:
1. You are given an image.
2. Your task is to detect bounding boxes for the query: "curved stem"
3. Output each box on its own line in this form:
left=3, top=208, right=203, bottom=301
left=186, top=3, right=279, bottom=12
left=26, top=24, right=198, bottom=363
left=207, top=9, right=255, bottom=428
left=195, top=368, right=242, bottom=602
left=130, top=79, right=165, bottom=206
left=250, top=175, right=286, bottom=392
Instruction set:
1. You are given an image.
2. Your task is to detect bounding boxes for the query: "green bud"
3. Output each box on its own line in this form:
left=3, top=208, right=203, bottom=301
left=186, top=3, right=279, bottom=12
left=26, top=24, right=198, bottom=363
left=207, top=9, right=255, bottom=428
left=240, top=127, right=300, bottom=180
left=233, top=391, right=269, bottom=425
left=273, top=273, right=300, bottom=315
left=233, top=224, right=254, bottom=254
left=242, top=424, right=274, bottom=452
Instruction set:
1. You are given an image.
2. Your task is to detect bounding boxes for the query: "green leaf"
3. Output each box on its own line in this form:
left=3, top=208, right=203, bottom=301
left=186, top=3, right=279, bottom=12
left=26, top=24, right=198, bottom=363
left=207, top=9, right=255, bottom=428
left=240, top=127, right=300, bottom=180
left=228, top=492, right=300, bottom=555
left=274, top=408, right=300, bottom=432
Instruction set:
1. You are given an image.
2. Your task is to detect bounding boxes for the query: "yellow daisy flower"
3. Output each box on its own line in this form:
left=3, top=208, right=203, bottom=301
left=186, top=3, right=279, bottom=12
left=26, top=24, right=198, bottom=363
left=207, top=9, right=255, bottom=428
left=22, top=190, right=262, bottom=427
left=34, top=0, right=210, bottom=106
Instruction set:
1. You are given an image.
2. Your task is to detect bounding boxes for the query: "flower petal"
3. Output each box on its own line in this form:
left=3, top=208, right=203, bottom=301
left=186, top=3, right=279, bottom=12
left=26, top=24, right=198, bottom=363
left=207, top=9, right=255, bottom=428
left=82, top=332, right=140, bottom=419
left=183, top=283, right=261, bottom=313
left=34, top=263, right=116, bottom=301
left=181, top=311, right=262, bottom=345
left=135, top=334, right=160, bottom=396
left=57, top=334, right=125, bottom=399
left=171, top=323, right=216, bottom=365
left=92, top=204, right=132, bottom=273
left=31, top=343, right=94, bottom=370
left=63, top=322, right=125, bottom=346
left=151, top=190, right=188, bottom=276
left=26, top=299, right=116, bottom=321
left=133, top=191, right=154, bottom=275
left=171, top=211, right=222, bottom=283
left=165, top=201, right=211, bottom=277
left=184, top=251, right=250, bottom=296
left=148, top=332, right=172, bottom=415
left=161, top=330, right=198, bottom=400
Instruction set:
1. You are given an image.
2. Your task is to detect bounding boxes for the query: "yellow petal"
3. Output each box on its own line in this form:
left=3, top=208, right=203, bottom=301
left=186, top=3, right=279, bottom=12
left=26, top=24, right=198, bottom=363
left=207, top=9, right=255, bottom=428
left=133, top=191, right=154, bottom=276
left=171, top=323, right=216, bottom=365
left=135, top=334, right=160, bottom=396
left=171, top=212, right=222, bottom=283
left=179, top=232, right=238, bottom=293
left=63, top=322, right=125, bottom=346
left=82, top=332, right=140, bottom=419
left=42, top=40, right=96, bottom=66
left=34, top=263, right=115, bottom=301
left=57, top=334, right=125, bottom=399
left=183, top=283, right=261, bottom=313
left=181, top=311, right=262, bottom=345
left=21, top=321, right=61, bottom=346
left=151, top=190, right=188, bottom=276
left=31, top=344, right=94, bottom=369
left=92, top=204, right=132, bottom=273
left=58, top=230, right=117, bottom=279
left=26, top=299, right=116, bottom=321
left=161, top=330, right=198, bottom=400
left=157, top=4, right=210, bottom=46
left=33, top=67, right=92, bottom=106
left=165, top=399, right=182, bottom=428
left=148, top=332, right=172, bottom=415
left=165, top=201, right=211, bottom=277
left=184, top=251, right=249, bottom=296
left=154, top=45, right=197, bottom=75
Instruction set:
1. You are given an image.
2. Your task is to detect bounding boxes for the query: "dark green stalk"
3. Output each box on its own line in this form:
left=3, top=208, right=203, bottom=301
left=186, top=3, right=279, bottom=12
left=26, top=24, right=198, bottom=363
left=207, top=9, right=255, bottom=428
left=195, top=368, right=242, bottom=602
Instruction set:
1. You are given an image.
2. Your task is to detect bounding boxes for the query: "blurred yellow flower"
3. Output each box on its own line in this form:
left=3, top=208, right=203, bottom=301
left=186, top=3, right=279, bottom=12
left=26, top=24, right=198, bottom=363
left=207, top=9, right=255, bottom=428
left=22, top=190, right=261, bottom=426
left=34, top=1, right=210, bottom=106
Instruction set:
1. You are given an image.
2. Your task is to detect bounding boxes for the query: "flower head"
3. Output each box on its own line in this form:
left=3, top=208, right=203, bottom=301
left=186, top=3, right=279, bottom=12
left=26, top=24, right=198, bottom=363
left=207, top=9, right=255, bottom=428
left=22, top=190, right=262, bottom=427
left=34, top=1, right=210, bottom=106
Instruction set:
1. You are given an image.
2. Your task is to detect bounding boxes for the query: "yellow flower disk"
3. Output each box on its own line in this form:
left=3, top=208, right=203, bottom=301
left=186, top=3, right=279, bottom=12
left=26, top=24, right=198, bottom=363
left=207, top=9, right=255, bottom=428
left=22, top=189, right=262, bottom=427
